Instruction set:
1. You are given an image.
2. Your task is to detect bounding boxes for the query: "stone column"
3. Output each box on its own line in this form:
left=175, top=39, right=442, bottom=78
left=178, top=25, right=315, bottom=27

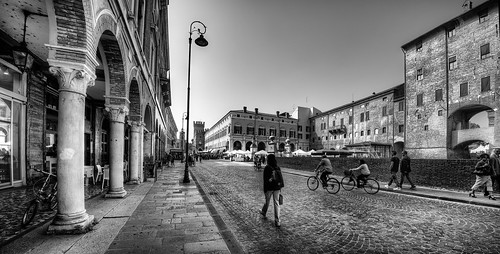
left=128, top=121, right=143, bottom=184
left=47, top=67, right=95, bottom=234
left=105, top=105, right=128, bottom=198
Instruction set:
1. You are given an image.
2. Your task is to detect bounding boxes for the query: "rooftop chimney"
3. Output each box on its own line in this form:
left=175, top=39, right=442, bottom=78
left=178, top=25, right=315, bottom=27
left=462, top=1, right=472, bottom=11
left=243, top=106, right=247, bottom=113
left=255, top=108, right=258, bottom=114
left=276, top=111, right=280, bottom=117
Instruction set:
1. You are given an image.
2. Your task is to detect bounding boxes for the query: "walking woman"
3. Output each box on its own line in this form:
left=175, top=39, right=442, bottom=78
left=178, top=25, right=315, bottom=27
left=469, top=153, right=496, bottom=200
left=259, top=154, right=284, bottom=227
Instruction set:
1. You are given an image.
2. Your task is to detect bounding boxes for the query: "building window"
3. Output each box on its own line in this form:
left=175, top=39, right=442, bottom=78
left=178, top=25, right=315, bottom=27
left=298, top=133, right=303, bottom=139
left=449, top=56, right=457, bottom=70
left=355, top=132, right=358, bottom=137
left=306, top=126, right=310, bottom=132
left=398, top=125, right=404, bottom=133
left=340, top=118, right=344, bottom=126
left=417, top=114, right=422, bottom=120
left=382, top=127, right=387, bottom=134
left=416, top=68, right=423, bottom=80
left=361, top=131, right=364, bottom=136
left=247, top=126, right=255, bottom=135
left=360, top=113, right=365, bottom=122
left=332, top=120, right=336, bottom=127
left=399, top=101, right=404, bottom=111
left=234, top=125, right=242, bottom=134
left=382, top=106, right=387, bottom=116
left=382, top=97, right=387, bottom=101
left=447, top=27, right=456, bottom=37
left=424, top=125, right=429, bottom=131
left=366, top=111, right=370, bottom=121
left=480, top=43, right=490, bottom=59
left=258, top=127, right=266, bottom=136
left=479, top=10, right=488, bottom=23
left=435, top=89, right=443, bottom=101
left=438, top=110, right=443, bottom=116
left=269, top=128, right=276, bottom=136
left=481, top=76, right=490, bottom=92
left=349, top=116, right=353, bottom=124
left=417, top=93, right=424, bottom=107
left=298, top=125, right=302, bottom=132
left=343, top=133, right=347, bottom=139
left=289, top=130, right=296, bottom=138
left=460, top=82, right=468, bottom=97
left=306, top=134, right=310, bottom=139
left=375, top=128, right=379, bottom=135
left=279, top=129, right=286, bottom=137
left=367, top=129, right=371, bottom=135
left=416, top=40, right=422, bottom=52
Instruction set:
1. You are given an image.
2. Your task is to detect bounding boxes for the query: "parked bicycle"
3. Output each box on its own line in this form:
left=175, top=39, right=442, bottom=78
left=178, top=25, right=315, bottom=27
left=307, top=171, right=340, bottom=194
left=341, top=170, right=379, bottom=194
left=21, top=168, right=58, bottom=226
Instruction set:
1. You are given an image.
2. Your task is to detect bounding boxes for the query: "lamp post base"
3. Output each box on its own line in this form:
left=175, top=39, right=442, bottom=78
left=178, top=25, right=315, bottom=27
left=183, top=167, right=190, bottom=183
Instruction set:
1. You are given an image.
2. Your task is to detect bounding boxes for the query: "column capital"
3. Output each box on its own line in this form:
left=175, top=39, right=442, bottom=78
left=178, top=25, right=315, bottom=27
left=129, top=121, right=145, bottom=132
left=49, top=66, right=95, bottom=96
left=105, top=105, right=129, bottom=123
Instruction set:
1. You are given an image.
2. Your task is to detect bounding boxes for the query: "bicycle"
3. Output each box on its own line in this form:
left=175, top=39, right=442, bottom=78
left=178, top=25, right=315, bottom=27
left=307, top=171, right=340, bottom=194
left=341, top=170, right=380, bottom=194
left=21, top=168, right=58, bottom=226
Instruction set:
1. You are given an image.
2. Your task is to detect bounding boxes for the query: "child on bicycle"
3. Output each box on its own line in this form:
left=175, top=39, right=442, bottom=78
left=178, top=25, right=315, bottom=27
left=349, top=159, right=370, bottom=188
left=315, top=154, right=333, bottom=188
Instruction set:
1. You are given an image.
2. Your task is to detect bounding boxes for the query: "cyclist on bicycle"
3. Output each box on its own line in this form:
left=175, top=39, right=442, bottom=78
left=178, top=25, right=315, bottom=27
left=349, top=159, right=370, bottom=188
left=315, top=154, right=333, bottom=188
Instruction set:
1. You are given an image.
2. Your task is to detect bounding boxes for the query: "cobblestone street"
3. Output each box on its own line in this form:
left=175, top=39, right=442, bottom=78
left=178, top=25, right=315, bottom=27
left=191, top=160, right=500, bottom=254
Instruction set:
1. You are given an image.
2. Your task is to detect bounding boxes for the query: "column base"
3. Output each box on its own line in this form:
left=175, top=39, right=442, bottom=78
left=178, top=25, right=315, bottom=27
left=127, top=179, right=140, bottom=185
left=47, top=212, right=95, bottom=235
left=105, top=188, right=127, bottom=198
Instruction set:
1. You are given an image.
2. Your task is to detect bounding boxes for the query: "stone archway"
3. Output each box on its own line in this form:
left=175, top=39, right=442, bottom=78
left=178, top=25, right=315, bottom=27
left=258, top=142, right=266, bottom=151
left=233, top=141, right=242, bottom=150
left=127, top=78, right=142, bottom=184
left=245, top=141, right=253, bottom=151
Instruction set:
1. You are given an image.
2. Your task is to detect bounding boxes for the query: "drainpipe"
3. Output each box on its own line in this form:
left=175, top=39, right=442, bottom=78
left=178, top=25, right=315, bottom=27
left=401, top=47, right=407, bottom=151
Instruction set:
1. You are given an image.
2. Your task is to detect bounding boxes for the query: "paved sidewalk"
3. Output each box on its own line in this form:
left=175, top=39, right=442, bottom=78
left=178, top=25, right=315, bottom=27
left=1, top=165, right=231, bottom=254
left=282, top=167, right=500, bottom=209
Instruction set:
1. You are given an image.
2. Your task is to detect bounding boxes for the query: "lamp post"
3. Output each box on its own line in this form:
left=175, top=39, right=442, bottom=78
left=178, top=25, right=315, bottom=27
left=184, top=21, right=208, bottom=183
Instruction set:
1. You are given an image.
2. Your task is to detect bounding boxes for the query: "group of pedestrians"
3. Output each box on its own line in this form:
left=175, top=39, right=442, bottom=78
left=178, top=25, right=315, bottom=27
left=385, top=150, right=416, bottom=190
left=468, top=148, right=499, bottom=200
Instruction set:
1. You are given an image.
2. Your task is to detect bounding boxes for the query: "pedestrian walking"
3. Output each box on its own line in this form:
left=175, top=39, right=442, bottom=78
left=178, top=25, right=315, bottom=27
left=385, top=151, right=401, bottom=190
left=469, top=153, right=496, bottom=200
left=490, top=148, right=500, bottom=193
left=399, top=150, right=416, bottom=190
left=315, top=154, right=333, bottom=188
left=259, top=154, right=284, bottom=227
left=170, top=155, right=175, bottom=167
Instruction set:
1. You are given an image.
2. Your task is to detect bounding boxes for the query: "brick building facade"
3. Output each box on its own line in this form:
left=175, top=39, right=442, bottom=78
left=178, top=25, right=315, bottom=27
left=204, top=107, right=300, bottom=154
left=402, top=0, right=500, bottom=159
left=0, top=0, right=175, bottom=234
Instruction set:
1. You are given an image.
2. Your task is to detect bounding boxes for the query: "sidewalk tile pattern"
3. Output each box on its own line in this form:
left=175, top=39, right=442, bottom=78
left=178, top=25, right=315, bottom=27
left=105, top=167, right=230, bottom=254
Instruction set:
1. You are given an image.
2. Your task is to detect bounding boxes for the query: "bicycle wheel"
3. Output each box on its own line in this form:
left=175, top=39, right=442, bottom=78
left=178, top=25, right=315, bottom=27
left=363, top=179, right=380, bottom=194
left=33, top=176, right=57, bottom=200
left=325, top=178, right=340, bottom=194
left=307, top=176, right=319, bottom=191
left=22, top=200, right=38, bottom=227
left=341, top=176, right=356, bottom=191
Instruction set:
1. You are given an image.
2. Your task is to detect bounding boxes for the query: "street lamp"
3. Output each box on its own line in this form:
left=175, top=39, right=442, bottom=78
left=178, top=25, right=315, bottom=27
left=184, top=21, right=208, bottom=183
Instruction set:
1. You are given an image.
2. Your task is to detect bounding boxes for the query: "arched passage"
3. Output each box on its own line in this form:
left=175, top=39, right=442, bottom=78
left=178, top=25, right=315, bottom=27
left=448, top=104, right=495, bottom=158
left=258, top=142, right=266, bottom=151
left=233, top=141, right=242, bottom=150
left=245, top=141, right=253, bottom=151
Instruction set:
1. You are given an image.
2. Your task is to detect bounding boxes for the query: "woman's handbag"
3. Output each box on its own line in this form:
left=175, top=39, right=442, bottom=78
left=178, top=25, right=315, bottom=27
left=279, top=194, right=283, bottom=205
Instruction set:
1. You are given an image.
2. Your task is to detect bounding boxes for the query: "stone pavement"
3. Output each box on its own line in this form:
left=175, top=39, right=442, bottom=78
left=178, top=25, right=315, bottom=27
left=281, top=166, right=500, bottom=209
left=1, top=164, right=232, bottom=254
left=1, top=160, right=499, bottom=254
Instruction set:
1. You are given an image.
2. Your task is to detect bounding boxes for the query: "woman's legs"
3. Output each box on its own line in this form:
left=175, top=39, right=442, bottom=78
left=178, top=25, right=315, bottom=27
left=261, top=191, right=272, bottom=216
left=272, top=190, right=281, bottom=226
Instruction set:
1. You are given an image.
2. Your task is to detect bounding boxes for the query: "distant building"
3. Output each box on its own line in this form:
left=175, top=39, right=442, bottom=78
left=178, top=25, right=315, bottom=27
left=193, top=121, right=205, bottom=152
left=291, top=106, right=321, bottom=151
left=402, top=0, right=499, bottom=159
left=204, top=107, right=302, bottom=154
left=310, top=85, right=405, bottom=158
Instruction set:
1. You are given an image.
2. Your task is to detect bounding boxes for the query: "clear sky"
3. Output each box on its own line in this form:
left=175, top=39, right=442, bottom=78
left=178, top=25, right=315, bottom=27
left=168, top=0, right=487, bottom=138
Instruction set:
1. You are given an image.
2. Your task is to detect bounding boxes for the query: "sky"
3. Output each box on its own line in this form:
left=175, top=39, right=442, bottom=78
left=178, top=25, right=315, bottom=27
left=168, top=0, right=487, bottom=138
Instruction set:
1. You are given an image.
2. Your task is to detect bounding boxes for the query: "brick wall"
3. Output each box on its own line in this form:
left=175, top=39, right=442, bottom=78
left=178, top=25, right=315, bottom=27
left=276, top=157, right=478, bottom=191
